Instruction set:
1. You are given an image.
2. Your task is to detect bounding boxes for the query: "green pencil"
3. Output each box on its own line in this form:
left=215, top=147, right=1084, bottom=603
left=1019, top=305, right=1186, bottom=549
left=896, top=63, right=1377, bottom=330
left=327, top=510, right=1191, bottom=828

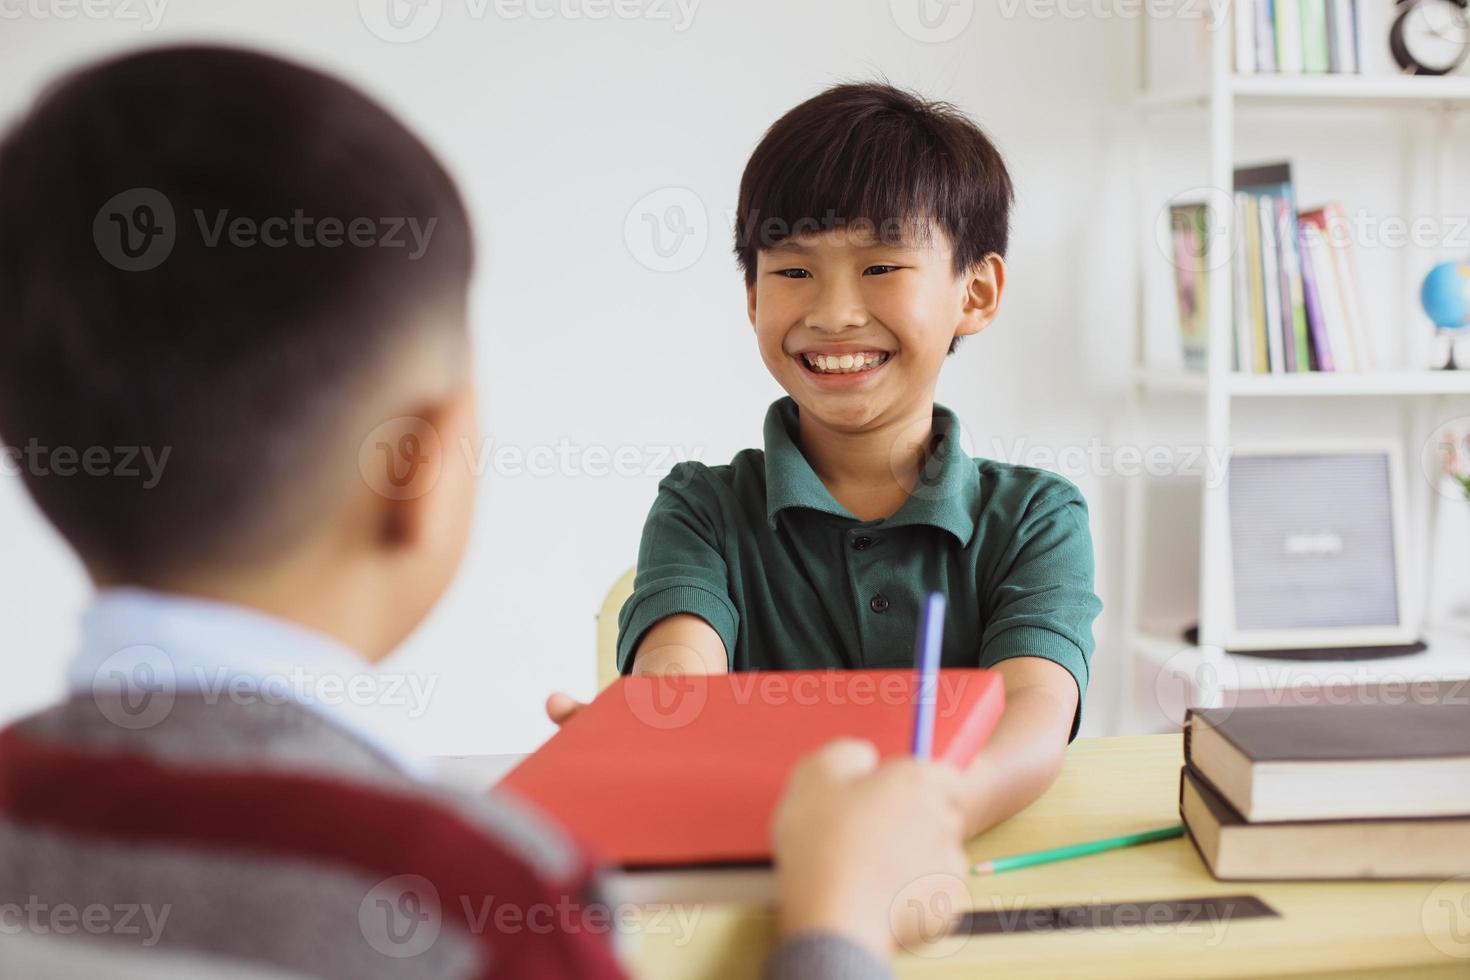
left=969, top=824, right=1185, bottom=876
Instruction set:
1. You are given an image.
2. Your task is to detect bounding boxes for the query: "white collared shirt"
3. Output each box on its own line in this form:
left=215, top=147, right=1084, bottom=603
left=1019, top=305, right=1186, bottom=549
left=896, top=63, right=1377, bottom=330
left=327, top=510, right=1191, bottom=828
left=65, top=587, right=432, bottom=778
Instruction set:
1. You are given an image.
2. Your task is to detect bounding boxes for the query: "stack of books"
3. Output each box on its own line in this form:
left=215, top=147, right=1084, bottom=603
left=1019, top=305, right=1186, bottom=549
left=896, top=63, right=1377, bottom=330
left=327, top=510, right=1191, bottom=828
left=1235, top=0, right=1360, bottom=75
left=1181, top=695, right=1470, bottom=879
left=1168, top=161, right=1373, bottom=374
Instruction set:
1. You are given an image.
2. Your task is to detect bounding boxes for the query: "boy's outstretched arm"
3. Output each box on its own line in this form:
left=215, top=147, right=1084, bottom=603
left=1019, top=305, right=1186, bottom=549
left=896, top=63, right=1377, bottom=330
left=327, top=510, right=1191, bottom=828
left=628, top=613, right=730, bottom=675
left=955, top=656, right=1077, bottom=839
left=545, top=614, right=726, bottom=726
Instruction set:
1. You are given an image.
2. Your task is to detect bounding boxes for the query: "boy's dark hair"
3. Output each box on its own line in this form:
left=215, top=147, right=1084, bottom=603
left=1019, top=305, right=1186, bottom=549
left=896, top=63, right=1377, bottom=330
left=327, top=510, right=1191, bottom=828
left=0, top=46, right=473, bottom=579
left=734, top=82, right=1014, bottom=353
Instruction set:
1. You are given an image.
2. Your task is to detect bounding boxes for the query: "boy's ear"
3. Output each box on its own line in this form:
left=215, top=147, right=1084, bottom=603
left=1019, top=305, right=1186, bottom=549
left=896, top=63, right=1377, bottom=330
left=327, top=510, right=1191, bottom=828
left=955, top=253, right=1006, bottom=340
left=363, top=382, right=476, bottom=553
left=746, top=282, right=758, bottom=329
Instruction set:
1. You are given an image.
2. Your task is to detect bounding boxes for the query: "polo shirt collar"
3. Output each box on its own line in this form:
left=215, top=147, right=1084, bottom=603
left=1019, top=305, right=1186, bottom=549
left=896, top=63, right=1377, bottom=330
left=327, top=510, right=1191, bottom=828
left=762, top=397, right=980, bottom=546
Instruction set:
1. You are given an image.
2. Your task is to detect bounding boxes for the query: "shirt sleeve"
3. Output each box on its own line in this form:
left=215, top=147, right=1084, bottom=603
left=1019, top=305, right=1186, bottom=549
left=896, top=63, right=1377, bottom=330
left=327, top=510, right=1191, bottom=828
left=763, top=933, right=894, bottom=980
left=616, top=463, right=740, bottom=673
left=980, top=480, right=1103, bottom=740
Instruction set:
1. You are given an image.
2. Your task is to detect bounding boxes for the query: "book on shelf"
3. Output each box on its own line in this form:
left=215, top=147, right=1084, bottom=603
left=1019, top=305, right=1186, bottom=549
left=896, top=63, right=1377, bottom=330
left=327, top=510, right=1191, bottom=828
left=1168, top=203, right=1210, bottom=371
left=1181, top=693, right=1470, bottom=880
left=1235, top=0, right=1359, bottom=75
left=1166, top=164, right=1373, bottom=376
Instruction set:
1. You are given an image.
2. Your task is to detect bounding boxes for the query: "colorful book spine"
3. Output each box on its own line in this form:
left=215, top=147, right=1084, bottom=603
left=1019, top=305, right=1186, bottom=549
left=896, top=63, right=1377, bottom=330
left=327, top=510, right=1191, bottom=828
left=1276, top=196, right=1311, bottom=372
left=1300, top=207, right=1364, bottom=371
left=1296, top=220, right=1334, bottom=370
left=1258, top=199, right=1286, bottom=373
left=1325, top=201, right=1374, bottom=369
left=1326, top=0, right=1358, bottom=73
left=1255, top=0, right=1278, bottom=73
left=1299, top=0, right=1330, bottom=72
left=1244, top=195, right=1270, bottom=373
left=1276, top=0, right=1304, bottom=73
left=1232, top=194, right=1256, bottom=372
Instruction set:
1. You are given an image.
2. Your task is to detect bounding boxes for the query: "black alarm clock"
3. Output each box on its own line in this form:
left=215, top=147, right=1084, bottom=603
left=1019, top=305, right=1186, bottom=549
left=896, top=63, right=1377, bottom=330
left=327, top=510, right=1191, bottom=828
left=1391, top=0, right=1470, bottom=75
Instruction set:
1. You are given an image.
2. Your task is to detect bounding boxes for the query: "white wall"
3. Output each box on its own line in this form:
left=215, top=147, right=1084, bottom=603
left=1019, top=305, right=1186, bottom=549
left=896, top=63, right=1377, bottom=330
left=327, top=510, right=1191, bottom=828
left=0, top=0, right=1148, bottom=754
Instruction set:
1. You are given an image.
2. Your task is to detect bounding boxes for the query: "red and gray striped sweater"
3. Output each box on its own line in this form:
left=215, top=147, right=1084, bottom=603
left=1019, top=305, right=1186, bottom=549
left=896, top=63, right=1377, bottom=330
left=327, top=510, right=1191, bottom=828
left=0, top=691, right=889, bottom=979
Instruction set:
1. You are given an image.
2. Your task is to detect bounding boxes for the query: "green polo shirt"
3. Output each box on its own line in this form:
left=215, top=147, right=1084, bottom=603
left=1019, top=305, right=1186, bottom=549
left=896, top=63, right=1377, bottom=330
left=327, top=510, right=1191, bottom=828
left=616, top=397, right=1103, bottom=738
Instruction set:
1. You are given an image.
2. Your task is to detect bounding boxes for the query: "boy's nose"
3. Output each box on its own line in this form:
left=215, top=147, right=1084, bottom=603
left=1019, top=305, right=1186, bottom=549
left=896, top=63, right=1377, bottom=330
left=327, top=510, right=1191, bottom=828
left=804, top=281, right=869, bottom=333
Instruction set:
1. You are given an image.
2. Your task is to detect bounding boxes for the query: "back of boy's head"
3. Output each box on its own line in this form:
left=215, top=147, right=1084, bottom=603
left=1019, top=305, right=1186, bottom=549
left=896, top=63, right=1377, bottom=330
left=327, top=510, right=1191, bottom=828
left=734, top=81, right=1014, bottom=285
left=0, top=46, right=473, bottom=582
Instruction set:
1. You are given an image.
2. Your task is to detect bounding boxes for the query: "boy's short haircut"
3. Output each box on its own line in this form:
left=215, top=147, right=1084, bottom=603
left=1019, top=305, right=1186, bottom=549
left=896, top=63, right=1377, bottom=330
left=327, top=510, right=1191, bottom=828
left=733, top=81, right=1014, bottom=285
left=0, top=46, right=473, bottom=579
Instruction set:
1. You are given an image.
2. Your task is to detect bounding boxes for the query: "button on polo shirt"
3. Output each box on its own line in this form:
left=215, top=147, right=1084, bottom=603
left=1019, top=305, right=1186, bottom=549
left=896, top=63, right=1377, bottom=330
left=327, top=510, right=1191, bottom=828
left=616, top=397, right=1103, bottom=738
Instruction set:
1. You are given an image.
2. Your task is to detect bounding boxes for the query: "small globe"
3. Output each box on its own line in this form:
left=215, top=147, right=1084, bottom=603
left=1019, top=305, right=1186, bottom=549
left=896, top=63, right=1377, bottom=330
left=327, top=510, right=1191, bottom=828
left=1421, top=262, right=1470, bottom=332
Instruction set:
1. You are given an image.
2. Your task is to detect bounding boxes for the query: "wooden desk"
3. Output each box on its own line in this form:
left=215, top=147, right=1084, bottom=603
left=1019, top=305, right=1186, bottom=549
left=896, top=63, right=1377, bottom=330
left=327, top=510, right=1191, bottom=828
left=621, top=735, right=1470, bottom=979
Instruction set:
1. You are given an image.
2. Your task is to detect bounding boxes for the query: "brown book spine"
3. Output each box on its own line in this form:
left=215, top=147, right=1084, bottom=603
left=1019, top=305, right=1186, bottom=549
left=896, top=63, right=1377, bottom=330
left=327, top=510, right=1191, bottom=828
left=1182, top=707, right=1196, bottom=768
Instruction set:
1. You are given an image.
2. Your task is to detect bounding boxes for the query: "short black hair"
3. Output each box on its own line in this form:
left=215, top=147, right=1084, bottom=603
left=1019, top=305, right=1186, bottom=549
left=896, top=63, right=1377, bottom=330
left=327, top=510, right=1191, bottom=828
left=734, top=82, right=1014, bottom=353
left=0, top=46, right=473, bottom=579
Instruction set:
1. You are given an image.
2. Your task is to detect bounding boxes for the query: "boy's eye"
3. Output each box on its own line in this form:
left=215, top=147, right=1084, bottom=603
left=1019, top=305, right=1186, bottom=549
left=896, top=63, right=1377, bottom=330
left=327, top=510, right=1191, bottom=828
left=863, top=265, right=900, bottom=276
left=774, top=269, right=812, bottom=279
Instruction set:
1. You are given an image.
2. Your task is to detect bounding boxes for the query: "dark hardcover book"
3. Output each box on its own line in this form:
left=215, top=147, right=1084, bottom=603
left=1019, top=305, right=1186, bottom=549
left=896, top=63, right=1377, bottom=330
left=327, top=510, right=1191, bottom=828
left=1180, top=766, right=1470, bottom=880
left=1184, top=688, right=1470, bottom=822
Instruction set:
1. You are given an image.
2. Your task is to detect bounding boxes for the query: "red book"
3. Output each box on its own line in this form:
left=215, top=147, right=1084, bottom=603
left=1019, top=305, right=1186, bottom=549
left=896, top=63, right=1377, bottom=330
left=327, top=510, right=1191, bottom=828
left=501, top=669, right=1005, bottom=868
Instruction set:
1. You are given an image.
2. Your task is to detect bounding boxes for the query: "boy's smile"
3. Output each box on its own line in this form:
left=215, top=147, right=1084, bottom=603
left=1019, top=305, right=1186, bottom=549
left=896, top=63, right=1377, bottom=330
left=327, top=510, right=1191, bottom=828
left=748, top=223, right=1002, bottom=435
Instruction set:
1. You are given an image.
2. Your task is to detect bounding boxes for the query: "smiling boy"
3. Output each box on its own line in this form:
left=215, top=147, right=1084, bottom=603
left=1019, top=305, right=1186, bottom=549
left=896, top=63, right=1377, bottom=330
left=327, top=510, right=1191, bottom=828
left=597, top=82, right=1104, bottom=837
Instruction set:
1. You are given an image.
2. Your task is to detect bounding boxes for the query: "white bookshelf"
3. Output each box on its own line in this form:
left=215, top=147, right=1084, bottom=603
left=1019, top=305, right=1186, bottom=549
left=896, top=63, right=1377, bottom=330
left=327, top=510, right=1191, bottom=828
left=1138, top=367, right=1470, bottom=397
left=1140, top=73, right=1470, bottom=111
left=1121, top=7, right=1470, bottom=733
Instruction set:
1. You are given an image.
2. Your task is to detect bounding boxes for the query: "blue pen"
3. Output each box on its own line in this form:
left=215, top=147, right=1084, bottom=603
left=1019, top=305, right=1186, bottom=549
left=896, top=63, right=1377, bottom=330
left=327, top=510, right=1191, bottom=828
left=910, top=592, right=947, bottom=759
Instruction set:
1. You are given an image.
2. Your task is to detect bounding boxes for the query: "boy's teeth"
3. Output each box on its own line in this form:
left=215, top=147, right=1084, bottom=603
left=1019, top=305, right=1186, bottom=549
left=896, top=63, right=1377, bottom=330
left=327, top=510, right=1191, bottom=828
left=804, top=352, right=889, bottom=374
